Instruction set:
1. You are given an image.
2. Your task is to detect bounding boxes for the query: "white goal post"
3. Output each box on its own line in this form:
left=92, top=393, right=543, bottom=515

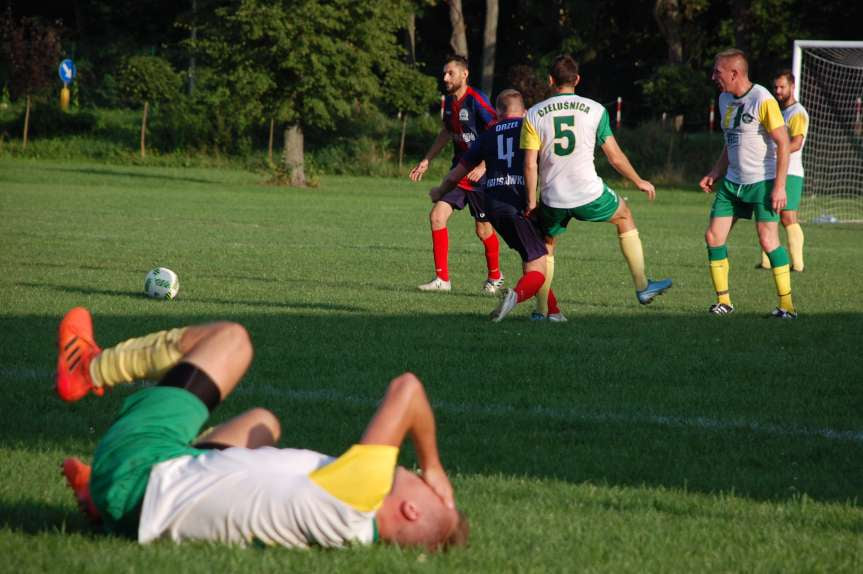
left=792, top=40, right=863, bottom=223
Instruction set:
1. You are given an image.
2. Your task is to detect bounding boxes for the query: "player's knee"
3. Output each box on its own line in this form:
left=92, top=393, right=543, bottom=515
left=429, top=207, right=448, bottom=228
left=781, top=212, right=796, bottom=226
left=249, top=407, right=281, bottom=444
left=220, top=322, right=253, bottom=360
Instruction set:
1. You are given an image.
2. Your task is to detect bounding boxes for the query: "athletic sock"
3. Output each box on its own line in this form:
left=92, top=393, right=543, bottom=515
left=483, top=234, right=502, bottom=280
left=760, top=250, right=771, bottom=269
left=618, top=229, right=648, bottom=291
left=514, top=271, right=545, bottom=302
left=785, top=223, right=805, bottom=272
left=547, top=288, right=561, bottom=315
left=767, top=247, right=794, bottom=311
left=535, top=255, right=555, bottom=315
left=707, top=245, right=731, bottom=306
left=90, top=327, right=187, bottom=388
left=432, top=228, right=449, bottom=281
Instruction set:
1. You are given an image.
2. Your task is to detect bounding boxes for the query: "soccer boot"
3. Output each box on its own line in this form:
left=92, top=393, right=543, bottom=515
left=417, top=277, right=452, bottom=292
left=490, top=288, right=518, bottom=322
left=56, top=307, right=103, bottom=402
left=769, top=307, right=798, bottom=319
left=61, top=457, right=102, bottom=524
left=482, top=275, right=505, bottom=295
left=708, top=303, right=735, bottom=315
left=530, top=311, right=546, bottom=321
left=636, top=278, right=673, bottom=305
left=530, top=311, right=568, bottom=322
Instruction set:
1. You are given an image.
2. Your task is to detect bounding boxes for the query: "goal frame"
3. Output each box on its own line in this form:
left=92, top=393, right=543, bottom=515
left=792, top=40, right=863, bottom=101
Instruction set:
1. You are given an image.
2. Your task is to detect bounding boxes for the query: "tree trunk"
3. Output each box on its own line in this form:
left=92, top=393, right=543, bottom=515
left=731, top=0, right=749, bottom=55
left=447, top=0, right=468, bottom=57
left=653, top=0, right=683, bottom=65
left=140, top=101, right=149, bottom=158
left=188, top=0, right=197, bottom=95
left=22, top=95, right=31, bottom=149
left=405, top=11, right=416, bottom=65
left=268, top=118, right=275, bottom=164
left=481, top=0, right=498, bottom=95
left=399, top=113, right=408, bottom=171
left=282, top=124, right=305, bottom=187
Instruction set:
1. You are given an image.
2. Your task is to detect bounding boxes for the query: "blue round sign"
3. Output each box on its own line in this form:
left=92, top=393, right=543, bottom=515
left=58, top=59, right=77, bottom=84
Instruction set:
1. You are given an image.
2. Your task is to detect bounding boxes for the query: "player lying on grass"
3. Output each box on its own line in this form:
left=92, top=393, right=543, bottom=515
left=430, top=88, right=562, bottom=322
left=56, top=307, right=467, bottom=550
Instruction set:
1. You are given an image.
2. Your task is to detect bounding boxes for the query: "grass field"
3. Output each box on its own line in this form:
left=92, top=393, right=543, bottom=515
left=1, top=157, right=861, bottom=572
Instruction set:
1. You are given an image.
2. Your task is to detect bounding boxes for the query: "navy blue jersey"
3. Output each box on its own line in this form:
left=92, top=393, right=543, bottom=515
left=443, top=86, right=497, bottom=191
left=460, top=117, right=526, bottom=212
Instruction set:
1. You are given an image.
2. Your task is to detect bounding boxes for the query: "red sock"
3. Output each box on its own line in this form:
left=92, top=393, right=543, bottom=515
left=432, top=228, right=449, bottom=281
left=547, top=288, right=560, bottom=314
left=514, top=271, right=544, bottom=302
left=483, top=234, right=501, bottom=280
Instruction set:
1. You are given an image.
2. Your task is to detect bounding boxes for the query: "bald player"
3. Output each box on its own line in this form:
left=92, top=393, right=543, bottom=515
left=700, top=49, right=796, bottom=318
left=56, top=308, right=467, bottom=550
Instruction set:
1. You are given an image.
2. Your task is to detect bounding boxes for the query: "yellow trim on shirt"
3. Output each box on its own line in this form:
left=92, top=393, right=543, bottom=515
left=520, top=117, right=541, bottom=150
left=787, top=112, right=808, bottom=138
left=759, top=99, right=785, bottom=132
left=309, top=444, right=398, bottom=513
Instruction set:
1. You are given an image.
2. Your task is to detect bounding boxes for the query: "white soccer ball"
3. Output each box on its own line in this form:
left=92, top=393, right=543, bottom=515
left=144, top=267, right=180, bottom=300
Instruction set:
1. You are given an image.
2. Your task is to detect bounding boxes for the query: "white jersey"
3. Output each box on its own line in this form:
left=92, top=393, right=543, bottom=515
left=718, top=83, right=785, bottom=184
left=138, top=444, right=397, bottom=548
left=782, top=102, right=808, bottom=177
left=520, top=93, right=614, bottom=209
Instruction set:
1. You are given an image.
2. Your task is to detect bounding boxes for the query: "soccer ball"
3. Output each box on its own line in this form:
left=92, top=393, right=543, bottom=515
left=144, top=267, right=180, bottom=300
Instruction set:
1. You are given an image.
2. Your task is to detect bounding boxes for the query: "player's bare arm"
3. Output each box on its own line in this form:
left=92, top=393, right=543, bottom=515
left=523, top=148, right=539, bottom=217
left=430, top=162, right=472, bottom=202
left=770, top=124, right=790, bottom=211
left=361, top=372, right=454, bottom=509
left=601, top=136, right=655, bottom=200
left=700, top=146, right=729, bottom=193
left=410, top=128, right=451, bottom=182
left=788, top=134, right=804, bottom=154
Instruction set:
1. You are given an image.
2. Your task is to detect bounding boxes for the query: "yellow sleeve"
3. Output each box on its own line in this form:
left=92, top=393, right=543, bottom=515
left=309, top=444, right=398, bottom=512
left=520, top=117, right=541, bottom=150
left=759, top=98, right=785, bottom=132
left=787, top=113, right=808, bottom=138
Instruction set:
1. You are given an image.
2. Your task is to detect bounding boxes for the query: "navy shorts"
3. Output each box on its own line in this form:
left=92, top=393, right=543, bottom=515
left=440, top=186, right=490, bottom=222
left=489, top=204, right=547, bottom=263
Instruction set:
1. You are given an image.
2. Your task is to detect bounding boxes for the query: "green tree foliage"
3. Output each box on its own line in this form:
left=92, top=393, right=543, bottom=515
left=641, top=63, right=713, bottom=118
left=197, top=0, right=436, bottom=184
left=118, top=55, right=180, bottom=106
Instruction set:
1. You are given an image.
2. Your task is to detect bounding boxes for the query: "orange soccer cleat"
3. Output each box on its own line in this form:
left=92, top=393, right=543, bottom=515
left=56, top=307, right=103, bottom=402
left=61, top=457, right=102, bottom=524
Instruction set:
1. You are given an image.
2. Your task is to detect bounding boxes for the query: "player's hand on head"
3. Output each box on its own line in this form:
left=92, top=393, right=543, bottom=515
left=422, top=465, right=455, bottom=509
left=699, top=175, right=715, bottom=193
left=410, top=160, right=429, bottom=182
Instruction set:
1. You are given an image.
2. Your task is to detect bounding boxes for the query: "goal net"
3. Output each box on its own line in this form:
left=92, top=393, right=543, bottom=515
left=792, top=41, right=863, bottom=224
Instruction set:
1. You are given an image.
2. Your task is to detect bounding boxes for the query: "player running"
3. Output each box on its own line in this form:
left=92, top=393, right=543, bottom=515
left=700, top=49, right=796, bottom=318
left=430, top=89, right=563, bottom=322
left=756, top=69, right=808, bottom=273
left=409, top=54, right=504, bottom=294
left=55, top=308, right=467, bottom=550
left=521, top=54, right=672, bottom=319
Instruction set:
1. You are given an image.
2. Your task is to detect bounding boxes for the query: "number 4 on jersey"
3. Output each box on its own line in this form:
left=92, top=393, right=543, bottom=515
left=497, top=135, right=514, bottom=168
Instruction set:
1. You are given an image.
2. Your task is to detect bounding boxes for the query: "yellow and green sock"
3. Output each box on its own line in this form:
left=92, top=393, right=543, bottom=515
left=90, top=327, right=188, bottom=389
left=707, top=244, right=731, bottom=306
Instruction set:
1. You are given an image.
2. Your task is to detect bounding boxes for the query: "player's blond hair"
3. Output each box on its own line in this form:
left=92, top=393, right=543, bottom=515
left=496, top=89, right=524, bottom=114
left=715, top=48, right=749, bottom=76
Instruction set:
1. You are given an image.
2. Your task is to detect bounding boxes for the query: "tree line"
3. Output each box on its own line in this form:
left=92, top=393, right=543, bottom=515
left=1, top=1, right=858, bottom=184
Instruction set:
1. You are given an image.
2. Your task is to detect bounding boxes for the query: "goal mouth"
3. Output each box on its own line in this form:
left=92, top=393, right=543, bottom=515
left=793, top=41, right=863, bottom=224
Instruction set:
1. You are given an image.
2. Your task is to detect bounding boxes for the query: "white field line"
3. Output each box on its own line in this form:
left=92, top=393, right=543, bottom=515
left=6, top=369, right=862, bottom=444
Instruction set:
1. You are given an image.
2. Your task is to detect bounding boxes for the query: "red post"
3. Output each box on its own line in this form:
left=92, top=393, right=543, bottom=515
left=616, top=97, right=622, bottom=129
left=709, top=100, right=715, bottom=132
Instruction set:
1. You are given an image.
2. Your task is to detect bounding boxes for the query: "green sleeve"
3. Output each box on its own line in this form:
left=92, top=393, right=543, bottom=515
left=596, top=109, right=613, bottom=145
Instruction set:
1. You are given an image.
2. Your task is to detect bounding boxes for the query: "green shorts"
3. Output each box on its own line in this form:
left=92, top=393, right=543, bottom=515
left=90, top=386, right=208, bottom=535
left=784, top=175, right=804, bottom=211
left=710, top=179, right=780, bottom=222
left=539, top=183, right=621, bottom=237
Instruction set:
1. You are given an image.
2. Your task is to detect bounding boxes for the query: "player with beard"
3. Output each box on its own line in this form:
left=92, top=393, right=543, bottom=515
left=409, top=54, right=503, bottom=294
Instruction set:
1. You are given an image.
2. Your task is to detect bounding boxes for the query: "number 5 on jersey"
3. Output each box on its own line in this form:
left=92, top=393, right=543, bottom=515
left=553, top=116, right=576, bottom=156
